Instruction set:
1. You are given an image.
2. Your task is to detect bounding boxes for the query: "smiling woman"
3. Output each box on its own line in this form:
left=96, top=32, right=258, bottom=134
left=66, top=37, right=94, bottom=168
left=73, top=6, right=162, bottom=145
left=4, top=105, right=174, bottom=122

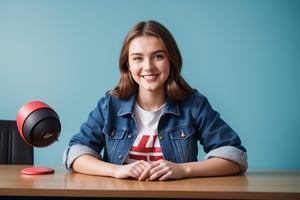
left=63, top=20, right=247, bottom=181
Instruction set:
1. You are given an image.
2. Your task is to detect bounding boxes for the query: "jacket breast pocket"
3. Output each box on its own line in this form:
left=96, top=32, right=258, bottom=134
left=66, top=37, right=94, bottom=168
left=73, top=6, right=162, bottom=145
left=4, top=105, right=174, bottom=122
left=103, top=128, right=127, bottom=155
left=169, top=126, right=198, bottom=162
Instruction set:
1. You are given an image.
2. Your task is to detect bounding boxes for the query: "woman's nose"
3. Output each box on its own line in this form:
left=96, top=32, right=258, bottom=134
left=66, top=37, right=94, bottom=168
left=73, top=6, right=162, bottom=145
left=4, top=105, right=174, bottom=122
left=143, top=58, right=154, bottom=71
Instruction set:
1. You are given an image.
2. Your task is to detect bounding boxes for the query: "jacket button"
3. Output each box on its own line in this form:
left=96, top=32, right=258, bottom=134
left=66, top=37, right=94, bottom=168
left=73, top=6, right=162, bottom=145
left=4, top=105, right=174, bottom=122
left=127, top=134, right=132, bottom=139
left=110, top=130, right=115, bottom=137
left=159, top=135, right=164, bottom=140
left=181, top=131, right=186, bottom=138
left=118, top=154, right=123, bottom=160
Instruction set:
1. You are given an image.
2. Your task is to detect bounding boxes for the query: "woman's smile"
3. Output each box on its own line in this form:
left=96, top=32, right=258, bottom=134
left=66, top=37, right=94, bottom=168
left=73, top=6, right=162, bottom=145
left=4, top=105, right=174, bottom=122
left=141, top=74, right=159, bottom=81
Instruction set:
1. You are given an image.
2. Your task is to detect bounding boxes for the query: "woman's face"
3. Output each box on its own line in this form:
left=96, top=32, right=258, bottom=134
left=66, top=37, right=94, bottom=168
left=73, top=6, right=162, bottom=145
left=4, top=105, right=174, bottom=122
left=128, top=35, right=170, bottom=96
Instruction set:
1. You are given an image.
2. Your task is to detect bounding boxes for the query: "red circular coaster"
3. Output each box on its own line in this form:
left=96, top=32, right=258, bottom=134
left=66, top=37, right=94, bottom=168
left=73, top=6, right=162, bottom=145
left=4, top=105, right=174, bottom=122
left=20, top=166, right=55, bottom=175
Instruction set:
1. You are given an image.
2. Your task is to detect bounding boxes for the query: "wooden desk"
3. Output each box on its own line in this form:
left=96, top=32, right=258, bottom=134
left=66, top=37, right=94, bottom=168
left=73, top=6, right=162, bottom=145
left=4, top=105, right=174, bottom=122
left=0, top=165, right=299, bottom=200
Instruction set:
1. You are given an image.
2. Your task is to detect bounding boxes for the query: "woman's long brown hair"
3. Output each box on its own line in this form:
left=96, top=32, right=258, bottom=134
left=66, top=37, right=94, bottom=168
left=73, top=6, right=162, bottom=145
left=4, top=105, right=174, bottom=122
left=108, top=20, right=196, bottom=100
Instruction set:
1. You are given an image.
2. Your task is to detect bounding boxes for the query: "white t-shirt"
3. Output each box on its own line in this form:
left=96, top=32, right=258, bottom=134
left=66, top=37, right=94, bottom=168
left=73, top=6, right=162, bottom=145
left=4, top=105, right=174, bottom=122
left=126, top=103, right=164, bottom=163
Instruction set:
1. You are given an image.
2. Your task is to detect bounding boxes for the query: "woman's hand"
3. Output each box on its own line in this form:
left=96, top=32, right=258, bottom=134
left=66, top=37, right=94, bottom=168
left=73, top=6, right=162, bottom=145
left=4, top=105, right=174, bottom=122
left=113, top=160, right=151, bottom=180
left=73, top=155, right=240, bottom=181
left=138, top=159, right=186, bottom=181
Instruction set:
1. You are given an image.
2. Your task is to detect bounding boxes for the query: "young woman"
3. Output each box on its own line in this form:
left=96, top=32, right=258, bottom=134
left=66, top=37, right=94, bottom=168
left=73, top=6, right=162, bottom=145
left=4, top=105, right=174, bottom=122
left=63, top=20, right=247, bottom=181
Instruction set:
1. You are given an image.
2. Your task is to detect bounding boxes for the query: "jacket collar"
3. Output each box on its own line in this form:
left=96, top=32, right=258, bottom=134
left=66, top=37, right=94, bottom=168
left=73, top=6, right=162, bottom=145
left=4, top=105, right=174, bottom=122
left=118, top=93, right=180, bottom=116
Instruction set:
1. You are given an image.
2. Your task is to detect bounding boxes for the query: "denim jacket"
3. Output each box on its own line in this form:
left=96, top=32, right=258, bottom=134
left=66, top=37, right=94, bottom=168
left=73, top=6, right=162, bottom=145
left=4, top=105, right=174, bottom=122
left=64, top=91, right=248, bottom=172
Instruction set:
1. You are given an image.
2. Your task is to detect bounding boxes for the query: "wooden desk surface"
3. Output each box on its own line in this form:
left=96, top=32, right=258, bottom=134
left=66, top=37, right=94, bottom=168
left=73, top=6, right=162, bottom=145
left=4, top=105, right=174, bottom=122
left=0, top=165, right=299, bottom=200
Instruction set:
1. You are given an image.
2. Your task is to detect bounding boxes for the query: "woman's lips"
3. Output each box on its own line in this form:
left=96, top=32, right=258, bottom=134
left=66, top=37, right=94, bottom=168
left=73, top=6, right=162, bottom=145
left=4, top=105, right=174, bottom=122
left=141, top=74, right=159, bottom=81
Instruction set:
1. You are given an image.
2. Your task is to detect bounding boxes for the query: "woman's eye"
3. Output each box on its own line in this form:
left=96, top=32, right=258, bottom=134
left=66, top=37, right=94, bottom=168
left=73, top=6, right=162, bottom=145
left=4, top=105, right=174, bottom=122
left=153, top=54, right=163, bottom=60
left=133, top=57, right=143, bottom=62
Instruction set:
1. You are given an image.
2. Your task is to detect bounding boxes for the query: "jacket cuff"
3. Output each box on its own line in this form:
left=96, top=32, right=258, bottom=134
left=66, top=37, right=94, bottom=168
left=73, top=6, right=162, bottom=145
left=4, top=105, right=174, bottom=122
left=204, top=146, right=248, bottom=173
left=63, top=144, right=99, bottom=171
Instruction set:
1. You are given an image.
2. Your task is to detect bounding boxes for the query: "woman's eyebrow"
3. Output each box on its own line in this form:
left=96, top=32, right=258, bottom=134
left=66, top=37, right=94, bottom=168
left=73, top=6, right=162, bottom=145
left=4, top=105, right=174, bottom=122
left=130, top=50, right=166, bottom=56
left=129, top=52, right=142, bottom=56
left=151, top=50, right=166, bottom=55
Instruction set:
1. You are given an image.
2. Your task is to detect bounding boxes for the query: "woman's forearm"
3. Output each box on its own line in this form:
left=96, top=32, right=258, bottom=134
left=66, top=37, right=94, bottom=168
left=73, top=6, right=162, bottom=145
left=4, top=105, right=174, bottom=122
left=72, top=154, right=116, bottom=177
left=181, top=157, right=241, bottom=178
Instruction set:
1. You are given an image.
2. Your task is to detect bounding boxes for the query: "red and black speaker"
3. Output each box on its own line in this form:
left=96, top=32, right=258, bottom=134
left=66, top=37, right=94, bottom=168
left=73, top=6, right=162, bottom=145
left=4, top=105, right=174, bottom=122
left=16, top=101, right=61, bottom=175
left=16, top=101, right=61, bottom=148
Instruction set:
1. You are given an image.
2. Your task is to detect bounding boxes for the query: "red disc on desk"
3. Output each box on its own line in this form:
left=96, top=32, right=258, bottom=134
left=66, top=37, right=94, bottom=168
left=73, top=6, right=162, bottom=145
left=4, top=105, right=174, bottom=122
left=20, top=166, right=55, bottom=175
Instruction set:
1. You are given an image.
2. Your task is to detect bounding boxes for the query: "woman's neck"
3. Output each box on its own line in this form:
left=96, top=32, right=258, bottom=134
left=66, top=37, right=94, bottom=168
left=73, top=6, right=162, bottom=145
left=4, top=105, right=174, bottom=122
left=136, top=90, right=165, bottom=112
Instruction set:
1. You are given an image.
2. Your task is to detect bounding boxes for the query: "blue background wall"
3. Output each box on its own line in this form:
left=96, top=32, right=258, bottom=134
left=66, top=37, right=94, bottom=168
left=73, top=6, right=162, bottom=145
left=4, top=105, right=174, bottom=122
left=1, top=0, right=299, bottom=169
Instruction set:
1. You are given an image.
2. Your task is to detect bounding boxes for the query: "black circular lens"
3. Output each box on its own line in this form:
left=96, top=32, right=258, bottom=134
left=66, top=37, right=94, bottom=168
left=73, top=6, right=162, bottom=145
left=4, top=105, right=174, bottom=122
left=22, top=108, right=61, bottom=147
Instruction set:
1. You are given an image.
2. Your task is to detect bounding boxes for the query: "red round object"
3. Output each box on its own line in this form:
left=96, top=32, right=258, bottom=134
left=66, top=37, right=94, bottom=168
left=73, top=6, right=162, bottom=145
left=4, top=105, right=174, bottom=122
left=20, top=166, right=55, bottom=175
left=16, top=101, right=61, bottom=147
